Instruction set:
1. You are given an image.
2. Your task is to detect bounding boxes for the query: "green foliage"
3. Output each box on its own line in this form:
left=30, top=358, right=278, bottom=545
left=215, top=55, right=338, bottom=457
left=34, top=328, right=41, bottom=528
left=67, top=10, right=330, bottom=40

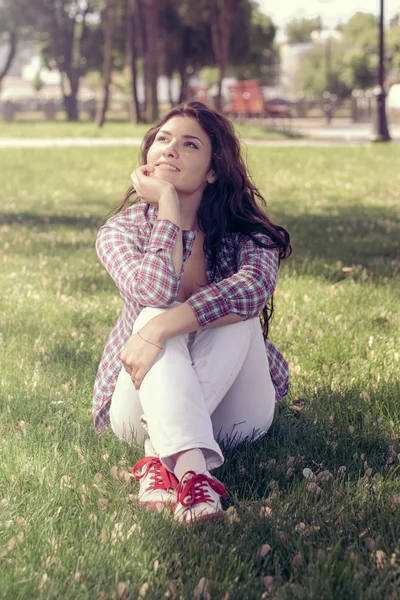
left=285, top=16, right=323, bottom=44
left=298, top=11, right=400, bottom=96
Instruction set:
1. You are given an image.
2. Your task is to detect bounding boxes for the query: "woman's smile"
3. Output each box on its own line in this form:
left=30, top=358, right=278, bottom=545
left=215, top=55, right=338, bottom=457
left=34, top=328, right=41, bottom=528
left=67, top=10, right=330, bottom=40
left=155, top=162, right=180, bottom=172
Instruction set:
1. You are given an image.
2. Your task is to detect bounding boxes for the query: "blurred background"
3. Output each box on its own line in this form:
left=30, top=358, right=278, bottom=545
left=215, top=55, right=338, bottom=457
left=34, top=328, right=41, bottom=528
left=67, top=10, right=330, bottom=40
left=0, top=0, right=399, bottom=128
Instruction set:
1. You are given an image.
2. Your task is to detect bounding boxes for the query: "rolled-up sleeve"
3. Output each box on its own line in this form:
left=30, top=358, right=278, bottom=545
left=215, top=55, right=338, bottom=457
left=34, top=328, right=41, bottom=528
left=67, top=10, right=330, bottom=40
left=187, top=233, right=279, bottom=327
left=96, top=218, right=183, bottom=306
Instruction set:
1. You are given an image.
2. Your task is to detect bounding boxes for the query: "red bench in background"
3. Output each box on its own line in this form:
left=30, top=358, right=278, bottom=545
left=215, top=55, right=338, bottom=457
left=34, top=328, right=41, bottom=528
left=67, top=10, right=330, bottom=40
left=225, top=80, right=292, bottom=119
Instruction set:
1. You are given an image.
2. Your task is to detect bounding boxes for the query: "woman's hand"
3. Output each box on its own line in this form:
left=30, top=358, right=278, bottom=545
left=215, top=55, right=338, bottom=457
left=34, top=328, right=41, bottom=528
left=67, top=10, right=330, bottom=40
left=130, top=165, right=178, bottom=205
left=120, top=329, right=163, bottom=390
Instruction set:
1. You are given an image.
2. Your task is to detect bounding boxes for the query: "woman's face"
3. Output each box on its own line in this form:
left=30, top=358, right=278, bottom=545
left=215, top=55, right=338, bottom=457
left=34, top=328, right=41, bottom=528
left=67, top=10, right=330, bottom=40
left=146, top=116, right=216, bottom=196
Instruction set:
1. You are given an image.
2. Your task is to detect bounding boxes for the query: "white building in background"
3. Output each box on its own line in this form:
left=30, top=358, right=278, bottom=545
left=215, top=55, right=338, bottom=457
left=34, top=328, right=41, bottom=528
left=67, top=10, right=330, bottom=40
left=279, top=43, right=313, bottom=97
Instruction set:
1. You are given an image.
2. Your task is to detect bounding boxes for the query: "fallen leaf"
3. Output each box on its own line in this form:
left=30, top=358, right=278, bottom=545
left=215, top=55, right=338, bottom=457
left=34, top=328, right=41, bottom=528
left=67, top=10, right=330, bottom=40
left=139, top=582, right=149, bottom=597
left=376, top=550, right=385, bottom=570
left=117, top=582, right=128, bottom=599
left=258, top=543, right=271, bottom=558
left=38, top=573, right=48, bottom=591
left=316, top=470, right=333, bottom=484
left=153, top=559, right=160, bottom=573
left=306, top=482, right=322, bottom=495
left=111, top=466, right=119, bottom=479
left=225, top=506, right=239, bottom=523
left=93, top=473, right=103, bottom=483
left=337, top=466, right=347, bottom=476
left=302, top=468, right=316, bottom=482
left=292, top=553, right=303, bottom=567
left=193, top=577, right=210, bottom=600
left=74, top=572, right=83, bottom=583
left=263, top=575, right=273, bottom=591
left=164, top=582, right=177, bottom=599
left=260, top=506, right=273, bottom=518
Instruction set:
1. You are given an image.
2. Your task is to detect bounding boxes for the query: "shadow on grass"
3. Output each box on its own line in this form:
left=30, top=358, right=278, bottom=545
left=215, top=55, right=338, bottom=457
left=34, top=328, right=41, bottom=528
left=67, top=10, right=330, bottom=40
left=218, top=381, right=400, bottom=504
left=2, top=201, right=400, bottom=285
left=274, top=203, right=400, bottom=281
left=0, top=211, right=106, bottom=229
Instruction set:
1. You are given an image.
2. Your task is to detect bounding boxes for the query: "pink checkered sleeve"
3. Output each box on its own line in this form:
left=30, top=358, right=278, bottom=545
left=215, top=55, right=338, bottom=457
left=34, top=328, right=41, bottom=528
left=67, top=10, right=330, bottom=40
left=96, top=218, right=182, bottom=306
left=187, top=233, right=279, bottom=327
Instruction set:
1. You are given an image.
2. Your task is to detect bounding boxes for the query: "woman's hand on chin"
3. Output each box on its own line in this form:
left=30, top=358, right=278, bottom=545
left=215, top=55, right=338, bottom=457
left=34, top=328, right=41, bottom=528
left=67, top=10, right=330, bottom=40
left=130, top=165, right=179, bottom=205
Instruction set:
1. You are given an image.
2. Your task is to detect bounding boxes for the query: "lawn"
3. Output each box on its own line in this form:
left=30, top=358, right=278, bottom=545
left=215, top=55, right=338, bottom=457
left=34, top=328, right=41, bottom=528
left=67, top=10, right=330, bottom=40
left=0, top=118, right=295, bottom=141
left=0, top=142, right=399, bottom=599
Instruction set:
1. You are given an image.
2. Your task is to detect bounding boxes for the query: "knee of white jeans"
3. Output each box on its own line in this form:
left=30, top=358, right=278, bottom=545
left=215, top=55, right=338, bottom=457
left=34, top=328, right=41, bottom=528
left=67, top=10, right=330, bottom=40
left=110, top=406, right=146, bottom=445
left=133, top=306, right=168, bottom=332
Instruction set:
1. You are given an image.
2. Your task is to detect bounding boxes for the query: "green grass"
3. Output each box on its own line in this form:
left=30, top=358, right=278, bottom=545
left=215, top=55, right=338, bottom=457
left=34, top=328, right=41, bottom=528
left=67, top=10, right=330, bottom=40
left=0, top=143, right=399, bottom=599
left=0, top=118, right=295, bottom=141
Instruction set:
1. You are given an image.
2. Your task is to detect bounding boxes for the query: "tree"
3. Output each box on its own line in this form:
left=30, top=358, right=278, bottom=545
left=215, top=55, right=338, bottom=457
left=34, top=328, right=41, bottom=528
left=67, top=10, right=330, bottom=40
left=230, top=3, right=277, bottom=84
left=95, top=0, right=120, bottom=127
left=35, top=0, right=103, bottom=121
left=0, top=0, right=34, bottom=91
left=208, top=0, right=242, bottom=111
left=158, top=0, right=213, bottom=104
left=285, top=16, right=322, bottom=45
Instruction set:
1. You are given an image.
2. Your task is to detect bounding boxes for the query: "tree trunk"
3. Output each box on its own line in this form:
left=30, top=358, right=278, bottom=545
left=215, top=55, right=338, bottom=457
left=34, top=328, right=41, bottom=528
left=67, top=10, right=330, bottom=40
left=209, top=0, right=241, bottom=112
left=0, top=31, right=17, bottom=91
left=127, top=0, right=142, bottom=123
left=144, top=0, right=159, bottom=122
left=178, top=68, right=189, bottom=103
left=96, top=0, right=119, bottom=128
left=62, top=74, right=80, bottom=121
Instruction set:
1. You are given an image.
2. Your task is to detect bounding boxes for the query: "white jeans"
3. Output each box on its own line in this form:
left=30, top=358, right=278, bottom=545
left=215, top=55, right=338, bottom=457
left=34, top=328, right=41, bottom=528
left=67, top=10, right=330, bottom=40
left=110, top=303, right=276, bottom=472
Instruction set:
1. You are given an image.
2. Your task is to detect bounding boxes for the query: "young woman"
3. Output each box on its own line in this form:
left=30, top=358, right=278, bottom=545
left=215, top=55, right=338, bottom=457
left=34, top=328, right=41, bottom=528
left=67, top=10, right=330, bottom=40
left=93, top=101, right=291, bottom=524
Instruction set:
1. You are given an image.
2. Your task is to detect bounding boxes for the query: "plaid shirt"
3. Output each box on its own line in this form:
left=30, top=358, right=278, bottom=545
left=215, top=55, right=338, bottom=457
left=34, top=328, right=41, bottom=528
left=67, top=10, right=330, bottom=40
left=93, top=202, right=289, bottom=434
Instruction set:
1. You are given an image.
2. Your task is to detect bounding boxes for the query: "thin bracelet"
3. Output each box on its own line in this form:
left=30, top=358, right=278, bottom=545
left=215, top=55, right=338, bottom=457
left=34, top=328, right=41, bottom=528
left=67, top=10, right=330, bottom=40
left=137, top=330, right=164, bottom=350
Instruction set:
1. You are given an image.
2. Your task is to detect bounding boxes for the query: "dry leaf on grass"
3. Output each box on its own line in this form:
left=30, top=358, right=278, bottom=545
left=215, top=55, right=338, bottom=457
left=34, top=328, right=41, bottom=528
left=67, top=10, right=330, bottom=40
left=258, top=543, right=271, bottom=558
left=139, top=582, right=149, bottom=597
left=306, top=482, right=322, bottom=495
left=263, top=576, right=273, bottom=592
left=375, top=550, right=385, bottom=570
left=302, top=468, right=316, bottom=482
left=225, top=506, right=239, bottom=523
left=164, top=582, right=177, bottom=599
left=38, top=573, right=48, bottom=591
left=193, top=577, right=211, bottom=600
left=260, top=506, right=273, bottom=518
left=116, top=582, right=129, bottom=599
left=292, top=553, right=303, bottom=567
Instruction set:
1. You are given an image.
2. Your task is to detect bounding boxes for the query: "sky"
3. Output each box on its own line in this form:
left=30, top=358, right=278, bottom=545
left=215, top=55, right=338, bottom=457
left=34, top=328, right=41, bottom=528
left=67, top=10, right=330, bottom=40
left=258, top=0, right=400, bottom=40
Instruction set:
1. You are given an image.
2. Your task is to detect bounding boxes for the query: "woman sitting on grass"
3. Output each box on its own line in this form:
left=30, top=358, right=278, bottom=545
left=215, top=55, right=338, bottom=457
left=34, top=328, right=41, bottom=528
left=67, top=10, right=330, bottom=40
left=92, top=101, right=291, bottom=524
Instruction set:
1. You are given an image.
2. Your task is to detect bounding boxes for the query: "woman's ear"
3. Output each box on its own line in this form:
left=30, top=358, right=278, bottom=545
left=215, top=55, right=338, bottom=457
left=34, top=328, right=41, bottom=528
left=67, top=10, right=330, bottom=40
left=207, top=170, right=217, bottom=184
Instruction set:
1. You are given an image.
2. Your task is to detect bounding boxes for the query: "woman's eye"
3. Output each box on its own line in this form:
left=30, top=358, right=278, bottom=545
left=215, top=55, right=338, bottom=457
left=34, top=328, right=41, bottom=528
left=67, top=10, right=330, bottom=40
left=185, top=142, right=198, bottom=149
left=157, top=136, right=167, bottom=142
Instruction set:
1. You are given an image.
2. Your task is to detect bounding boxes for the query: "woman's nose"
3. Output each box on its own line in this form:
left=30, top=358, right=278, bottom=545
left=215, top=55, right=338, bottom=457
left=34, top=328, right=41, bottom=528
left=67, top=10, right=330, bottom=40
left=163, top=142, right=178, bottom=158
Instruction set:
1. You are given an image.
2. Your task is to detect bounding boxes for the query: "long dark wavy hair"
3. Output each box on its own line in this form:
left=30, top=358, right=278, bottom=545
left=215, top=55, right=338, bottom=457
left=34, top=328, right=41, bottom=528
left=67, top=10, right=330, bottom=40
left=116, top=101, right=291, bottom=339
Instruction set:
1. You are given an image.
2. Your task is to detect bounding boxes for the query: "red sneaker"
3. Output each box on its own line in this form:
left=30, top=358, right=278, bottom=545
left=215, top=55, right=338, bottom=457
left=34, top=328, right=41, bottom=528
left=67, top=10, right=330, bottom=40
left=132, top=456, right=179, bottom=511
left=174, top=470, right=226, bottom=524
